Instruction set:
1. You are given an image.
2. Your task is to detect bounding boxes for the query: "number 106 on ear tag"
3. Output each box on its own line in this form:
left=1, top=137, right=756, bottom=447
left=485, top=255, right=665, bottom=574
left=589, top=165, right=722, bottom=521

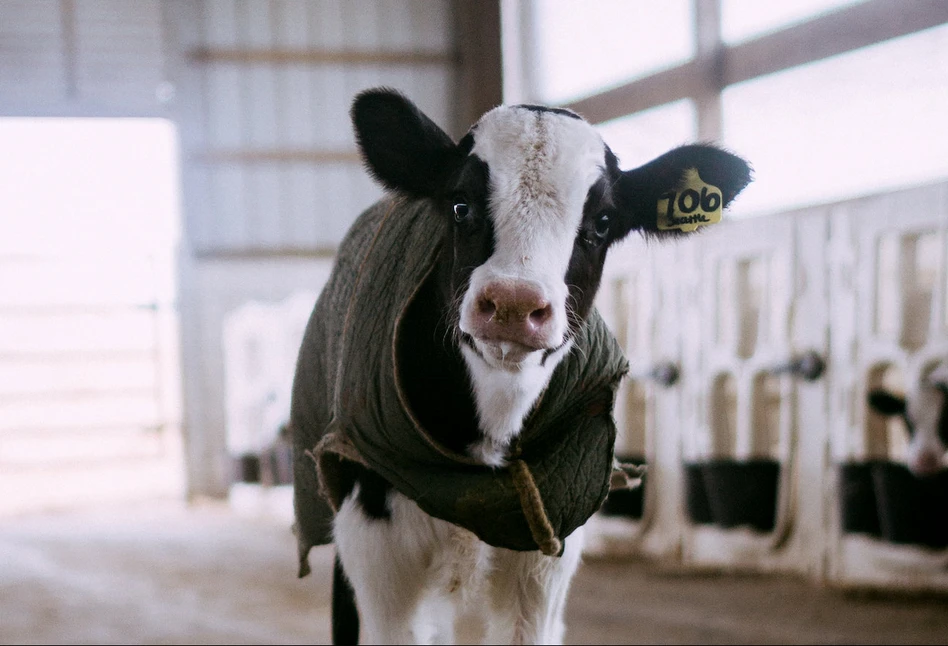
left=657, top=168, right=723, bottom=232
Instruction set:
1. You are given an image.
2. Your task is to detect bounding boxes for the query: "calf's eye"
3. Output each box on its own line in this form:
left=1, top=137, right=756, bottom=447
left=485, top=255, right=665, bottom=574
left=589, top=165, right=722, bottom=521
left=453, top=202, right=470, bottom=222
left=594, top=212, right=611, bottom=238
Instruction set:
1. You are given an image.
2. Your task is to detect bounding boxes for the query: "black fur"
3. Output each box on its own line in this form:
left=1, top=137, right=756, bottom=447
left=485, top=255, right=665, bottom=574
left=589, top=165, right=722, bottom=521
left=398, top=273, right=482, bottom=456
left=937, top=385, right=948, bottom=447
left=334, top=459, right=394, bottom=520
left=868, top=389, right=908, bottom=418
left=351, top=88, right=463, bottom=198
left=614, top=143, right=754, bottom=238
left=868, top=388, right=914, bottom=438
left=332, top=554, right=359, bottom=645
left=564, top=172, right=620, bottom=336
left=514, top=104, right=583, bottom=120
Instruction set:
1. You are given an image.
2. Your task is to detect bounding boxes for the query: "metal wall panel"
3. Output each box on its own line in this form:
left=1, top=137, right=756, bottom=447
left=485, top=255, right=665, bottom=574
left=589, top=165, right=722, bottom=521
left=165, top=0, right=469, bottom=496
left=180, top=0, right=458, bottom=256
left=0, top=1, right=67, bottom=106
left=0, top=0, right=168, bottom=117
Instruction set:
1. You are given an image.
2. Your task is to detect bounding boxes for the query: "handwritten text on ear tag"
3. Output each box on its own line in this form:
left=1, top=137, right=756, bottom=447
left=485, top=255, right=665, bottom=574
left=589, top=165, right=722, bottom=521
left=657, top=168, right=723, bottom=232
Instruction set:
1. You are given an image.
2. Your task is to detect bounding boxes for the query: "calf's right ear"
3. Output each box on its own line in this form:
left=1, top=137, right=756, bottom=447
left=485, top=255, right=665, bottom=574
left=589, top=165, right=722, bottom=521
left=351, top=88, right=461, bottom=199
left=614, top=144, right=752, bottom=239
left=867, top=389, right=907, bottom=417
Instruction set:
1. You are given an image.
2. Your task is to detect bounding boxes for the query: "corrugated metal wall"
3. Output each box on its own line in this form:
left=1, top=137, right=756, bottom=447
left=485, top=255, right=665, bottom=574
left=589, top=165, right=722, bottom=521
left=169, top=0, right=461, bottom=257
left=0, top=0, right=168, bottom=117
left=0, top=0, right=501, bottom=499
left=164, top=0, right=499, bottom=496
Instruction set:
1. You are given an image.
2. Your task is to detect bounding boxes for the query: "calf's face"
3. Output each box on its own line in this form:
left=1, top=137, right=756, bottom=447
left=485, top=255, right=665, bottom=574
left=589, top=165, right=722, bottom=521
left=869, top=366, right=948, bottom=476
left=352, top=89, right=751, bottom=373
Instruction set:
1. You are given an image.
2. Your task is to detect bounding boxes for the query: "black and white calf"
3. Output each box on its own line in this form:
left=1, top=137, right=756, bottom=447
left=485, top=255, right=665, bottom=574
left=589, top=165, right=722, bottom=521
left=868, top=363, right=948, bottom=476
left=291, top=88, right=751, bottom=644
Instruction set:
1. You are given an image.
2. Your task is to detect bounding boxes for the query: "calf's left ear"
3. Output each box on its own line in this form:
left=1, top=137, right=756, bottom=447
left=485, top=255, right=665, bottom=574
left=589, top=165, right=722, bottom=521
left=614, top=144, right=752, bottom=238
left=351, top=88, right=461, bottom=199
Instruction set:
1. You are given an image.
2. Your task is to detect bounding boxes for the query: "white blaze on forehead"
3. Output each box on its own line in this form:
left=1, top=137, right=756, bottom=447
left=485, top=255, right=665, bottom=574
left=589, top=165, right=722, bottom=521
left=458, top=107, right=608, bottom=466
left=469, top=107, right=607, bottom=288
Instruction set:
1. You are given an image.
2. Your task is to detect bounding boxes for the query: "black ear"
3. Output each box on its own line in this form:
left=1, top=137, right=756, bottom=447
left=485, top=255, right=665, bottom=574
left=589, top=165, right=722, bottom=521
left=614, top=144, right=752, bottom=238
left=351, top=88, right=461, bottom=198
left=868, top=389, right=907, bottom=417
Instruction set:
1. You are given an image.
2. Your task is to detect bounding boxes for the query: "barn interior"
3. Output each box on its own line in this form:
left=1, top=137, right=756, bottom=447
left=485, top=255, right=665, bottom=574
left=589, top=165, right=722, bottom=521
left=2, top=1, right=948, bottom=643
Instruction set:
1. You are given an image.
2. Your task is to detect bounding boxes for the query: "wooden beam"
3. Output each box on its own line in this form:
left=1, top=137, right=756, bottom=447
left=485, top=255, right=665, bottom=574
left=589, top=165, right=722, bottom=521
left=724, top=0, right=948, bottom=86
left=454, top=0, right=504, bottom=135
left=564, top=60, right=706, bottom=125
left=192, top=247, right=338, bottom=261
left=187, top=47, right=459, bottom=67
left=564, top=0, right=948, bottom=124
left=191, top=149, right=361, bottom=165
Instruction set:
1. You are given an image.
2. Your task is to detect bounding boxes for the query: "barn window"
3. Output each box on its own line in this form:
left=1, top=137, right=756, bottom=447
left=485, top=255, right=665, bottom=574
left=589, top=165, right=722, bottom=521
left=595, top=100, right=696, bottom=170
left=520, top=0, right=694, bottom=105
left=505, top=2, right=948, bottom=214
left=721, top=23, right=948, bottom=215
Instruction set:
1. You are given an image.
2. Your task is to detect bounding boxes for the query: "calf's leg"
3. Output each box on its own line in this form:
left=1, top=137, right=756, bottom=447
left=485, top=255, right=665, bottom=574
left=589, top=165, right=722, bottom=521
left=333, top=487, right=458, bottom=644
left=484, top=526, right=585, bottom=645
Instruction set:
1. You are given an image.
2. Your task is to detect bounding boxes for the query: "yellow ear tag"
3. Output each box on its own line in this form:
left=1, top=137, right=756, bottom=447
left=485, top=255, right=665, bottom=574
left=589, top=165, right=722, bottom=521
left=657, top=168, right=723, bottom=232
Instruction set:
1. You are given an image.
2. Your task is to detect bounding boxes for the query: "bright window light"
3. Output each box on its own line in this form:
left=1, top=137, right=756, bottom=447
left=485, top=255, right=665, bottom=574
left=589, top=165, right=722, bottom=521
left=723, top=24, right=948, bottom=216
left=529, top=0, right=693, bottom=104
left=597, top=100, right=696, bottom=169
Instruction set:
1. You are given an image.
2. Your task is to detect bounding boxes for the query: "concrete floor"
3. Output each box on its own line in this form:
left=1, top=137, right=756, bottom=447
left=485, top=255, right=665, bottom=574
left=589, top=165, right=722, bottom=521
left=1, top=502, right=946, bottom=645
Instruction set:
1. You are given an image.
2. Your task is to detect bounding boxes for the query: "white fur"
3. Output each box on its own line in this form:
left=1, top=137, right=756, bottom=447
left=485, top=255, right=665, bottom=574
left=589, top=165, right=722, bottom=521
left=461, top=341, right=573, bottom=466
left=456, top=107, right=606, bottom=466
left=334, top=487, right=584, bottom=645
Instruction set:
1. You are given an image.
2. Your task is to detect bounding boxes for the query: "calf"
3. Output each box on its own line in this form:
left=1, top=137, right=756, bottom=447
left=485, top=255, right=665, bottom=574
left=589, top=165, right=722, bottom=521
left=868, top=363, right=948, bottom=476
left=290, top=88, right=752, bottom=644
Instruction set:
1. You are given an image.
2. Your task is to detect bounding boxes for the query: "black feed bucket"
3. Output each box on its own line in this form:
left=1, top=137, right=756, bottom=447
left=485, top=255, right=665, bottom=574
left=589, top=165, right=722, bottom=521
left=600, top=455, right=646, bottom=519
left=871, top=462, right=948, bottom=549
left=838, top=461, right=882, bottom=537
left=234, top=453, right=262, bottom=484
left=702, top=459, right=781, bottom=532
left=684, top=462, right=714, bottom=524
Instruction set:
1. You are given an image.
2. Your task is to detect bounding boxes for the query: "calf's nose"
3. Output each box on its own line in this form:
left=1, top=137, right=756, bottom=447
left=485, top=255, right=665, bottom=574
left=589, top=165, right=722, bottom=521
left=471, top=280, right=554, bottom=348
left=909, top=450, right=943, bottom=477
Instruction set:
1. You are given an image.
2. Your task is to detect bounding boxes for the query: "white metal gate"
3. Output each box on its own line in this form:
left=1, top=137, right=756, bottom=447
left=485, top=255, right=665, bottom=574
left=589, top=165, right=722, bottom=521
left=828, top=182, right=948, bottom=589
left=0, top=252, right=183, bottom=515
left=0, top=118, right=184, bottom=516
left=590, top=181, right=948, bottom=590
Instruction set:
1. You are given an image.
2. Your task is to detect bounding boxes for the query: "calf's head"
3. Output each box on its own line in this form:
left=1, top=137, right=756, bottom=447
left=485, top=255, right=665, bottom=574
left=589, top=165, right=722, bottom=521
left=868, top=364, right=948, bottom=476
left=353, top=88, right=752, bottom=375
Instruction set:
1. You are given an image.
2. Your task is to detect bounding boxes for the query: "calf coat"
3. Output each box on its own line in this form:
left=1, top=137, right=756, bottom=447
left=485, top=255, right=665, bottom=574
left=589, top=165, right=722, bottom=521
left=289, top=88, right=752, bottom=643
left=291, top=196, right=629, bottom=573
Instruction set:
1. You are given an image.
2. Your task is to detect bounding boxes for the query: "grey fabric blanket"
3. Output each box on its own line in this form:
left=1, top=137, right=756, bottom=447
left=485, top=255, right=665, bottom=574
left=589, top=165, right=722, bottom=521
left=291, top=197, right=629, bottom=576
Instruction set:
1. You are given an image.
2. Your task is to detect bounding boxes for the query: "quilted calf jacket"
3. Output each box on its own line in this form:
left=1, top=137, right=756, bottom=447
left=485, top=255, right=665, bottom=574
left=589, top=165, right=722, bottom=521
left=290, top=197, right=630, bottom=577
